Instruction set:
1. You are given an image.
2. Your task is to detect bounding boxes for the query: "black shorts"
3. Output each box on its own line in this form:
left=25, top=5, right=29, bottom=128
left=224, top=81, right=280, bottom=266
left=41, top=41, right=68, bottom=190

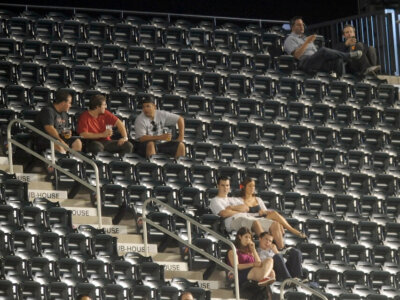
left=36, top=136, right=79, bottom=152
left=135, top=141, right=180, bottom=157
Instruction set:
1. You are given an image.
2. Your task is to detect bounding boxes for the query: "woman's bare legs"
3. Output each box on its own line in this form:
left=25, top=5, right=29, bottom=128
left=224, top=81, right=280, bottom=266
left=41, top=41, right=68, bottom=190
left=266, top=211, right=306, bottom=238
left=247, top=258, right=275, bottom=281
left=269, top=221, right=285, bottom=250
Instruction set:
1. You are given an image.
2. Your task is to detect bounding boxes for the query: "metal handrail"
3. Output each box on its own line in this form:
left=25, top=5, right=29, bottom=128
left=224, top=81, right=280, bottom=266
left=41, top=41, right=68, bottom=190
left=280, top=278, right=328, bottom=300
left=0, top=2, right=288, bottom=25
left=7, top=119, right=103, bottom=228
left=142, top=198, right=240, bottom=300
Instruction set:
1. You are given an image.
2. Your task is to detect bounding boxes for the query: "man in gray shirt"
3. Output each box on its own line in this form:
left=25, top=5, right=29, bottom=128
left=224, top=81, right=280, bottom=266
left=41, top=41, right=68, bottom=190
left=134, top=97, right=185, bottom=158
left=284, top=16, right=362, bottom=76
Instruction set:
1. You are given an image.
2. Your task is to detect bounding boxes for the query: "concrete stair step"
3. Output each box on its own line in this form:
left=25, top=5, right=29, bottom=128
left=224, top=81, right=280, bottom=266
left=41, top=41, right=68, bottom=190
left=72, top=215, right=113, bottom=225
left=0, top=164, right=23, bottom=173
left=29, top=181, right=53, bottom=190
left=164, top=271, right=203, bottom=280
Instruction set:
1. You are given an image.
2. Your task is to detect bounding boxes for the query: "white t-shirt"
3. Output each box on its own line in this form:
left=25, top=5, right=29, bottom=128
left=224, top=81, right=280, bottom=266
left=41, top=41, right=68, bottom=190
left=134, top=110, right=180, bottom=140
left=258, top=248, right=275, bottom=261
left=209, top=196, right=268, bottom=230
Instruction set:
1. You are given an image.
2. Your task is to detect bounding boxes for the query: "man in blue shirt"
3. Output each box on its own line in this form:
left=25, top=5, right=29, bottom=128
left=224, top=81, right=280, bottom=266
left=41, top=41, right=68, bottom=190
left=284, top=16, right=362, bottom=76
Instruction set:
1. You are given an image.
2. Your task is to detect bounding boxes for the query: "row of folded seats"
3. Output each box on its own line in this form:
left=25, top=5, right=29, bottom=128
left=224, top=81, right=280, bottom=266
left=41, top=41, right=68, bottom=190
left=47, top=154, right=400, bottom=196
left=0, top=184, right=400, bottom=299
left=0, top=12, right=287, bottom=54
left=0, top=59, right=396, bottom=101
left=0, top=256, right=210, bottom=299
left=0, top=45, right=276, bottom=74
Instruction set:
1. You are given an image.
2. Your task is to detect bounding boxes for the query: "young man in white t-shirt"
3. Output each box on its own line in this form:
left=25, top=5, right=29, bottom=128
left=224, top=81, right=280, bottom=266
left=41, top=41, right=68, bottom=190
left=258, top=232, right=303, bottom=281
left=210, top=176, right=284, bottom=243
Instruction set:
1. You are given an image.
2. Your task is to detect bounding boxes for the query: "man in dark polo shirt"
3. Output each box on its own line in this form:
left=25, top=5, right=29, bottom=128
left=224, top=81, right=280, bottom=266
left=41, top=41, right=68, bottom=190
left=34, top=90, right=82, bottom=153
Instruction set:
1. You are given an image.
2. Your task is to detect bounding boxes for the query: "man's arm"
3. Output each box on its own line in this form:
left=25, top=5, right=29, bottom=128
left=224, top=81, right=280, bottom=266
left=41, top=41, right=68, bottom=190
left=115, top=119, right=129, bottom=145
left=44, top=125, right=67, bottom=145
left=176, top=116, right=185, bottom=142
left=80, top=130, right=111, bottom=139
left=139, top=133, right=169, bottom=143
left=293, top=34, right=316, bottom=59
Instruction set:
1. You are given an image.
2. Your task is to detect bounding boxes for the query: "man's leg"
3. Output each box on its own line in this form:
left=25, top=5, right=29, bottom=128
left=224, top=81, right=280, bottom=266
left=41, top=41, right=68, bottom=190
left=86, top=141, right=105, bottom=154
left=175, top=142, right=186, bottom=158
left=366, top=46, right=378, bottom=66
left=348, top=42, right=372, bottom=74
left=301, top=47, right=352, bottom=74
left=71, top=139, right=82, bottom=152
left=285, top=248, right=303, bottom=279
left=146, top=141, right=156, bottom=158
left=273, top=254, right=292, bottom=281
left=104, top=140, right=133, bottom=154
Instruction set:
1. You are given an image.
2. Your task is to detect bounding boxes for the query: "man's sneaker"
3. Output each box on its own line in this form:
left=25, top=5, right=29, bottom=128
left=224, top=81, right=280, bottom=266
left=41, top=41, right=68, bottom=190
left=363, top=65, right=381, bottom=75
left=258, top=277, right=275, bottom=286
left=279, top=247, right=293, bottom=256
left=349, top=50, right=362, bottom=59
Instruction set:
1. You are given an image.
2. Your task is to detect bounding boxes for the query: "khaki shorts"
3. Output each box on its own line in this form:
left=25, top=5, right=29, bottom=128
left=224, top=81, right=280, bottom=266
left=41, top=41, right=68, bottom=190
left=230, top=216, right=274, bottom=232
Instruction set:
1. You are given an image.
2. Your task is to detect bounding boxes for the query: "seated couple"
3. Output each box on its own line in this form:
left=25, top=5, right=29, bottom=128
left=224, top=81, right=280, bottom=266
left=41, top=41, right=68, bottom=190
left=210, top=176, right=306, bottom=250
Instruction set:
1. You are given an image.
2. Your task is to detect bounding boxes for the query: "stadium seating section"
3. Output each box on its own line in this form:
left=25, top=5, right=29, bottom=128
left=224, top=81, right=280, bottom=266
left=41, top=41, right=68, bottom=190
left=0, top=6, right=399, bottom=300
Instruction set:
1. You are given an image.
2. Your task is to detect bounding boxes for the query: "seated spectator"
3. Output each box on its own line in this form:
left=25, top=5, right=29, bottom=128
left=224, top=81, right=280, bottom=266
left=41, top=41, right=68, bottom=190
left=227, top=227, right=275, bottom=287
left=77, top=94, right=133, bottom=155
left=258, top=232, right=303, bottom=282
left=334, top=24, right=380, bottom=76
left=283, top=16, right=362, bottom=76
left=179, top=291, right=194, bottom=300
left=34, top=90, right=82, bottom=154
left=240, top=177, right=306, bottom=240
left=134, top=97, right=185, bottom=158
left=209, top=176, right=285, bottom=249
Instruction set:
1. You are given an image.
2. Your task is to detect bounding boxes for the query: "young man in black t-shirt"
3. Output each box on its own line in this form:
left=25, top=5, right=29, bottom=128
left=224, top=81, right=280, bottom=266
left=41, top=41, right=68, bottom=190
left=34, top=90, right=82, bottom=153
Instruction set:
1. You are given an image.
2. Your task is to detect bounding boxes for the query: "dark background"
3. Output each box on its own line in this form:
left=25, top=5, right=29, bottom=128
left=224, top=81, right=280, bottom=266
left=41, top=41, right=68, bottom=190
left=4, top=0, right=361, bottom=24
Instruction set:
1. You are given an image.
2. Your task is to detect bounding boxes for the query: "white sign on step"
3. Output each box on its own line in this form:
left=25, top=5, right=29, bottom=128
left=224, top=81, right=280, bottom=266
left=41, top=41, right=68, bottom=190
left=0, top=157, right=9, bottom=164
left=28, top=189, right=68, bottom=200
left=117, top=243, right=158, bottom=254
left=64, top=207, right=98, bottom=217
left=158, top=261, right=188, bottom=272
left=16, top=173, right=46, bottom=183
left=197, top=280, right=222, bottom=290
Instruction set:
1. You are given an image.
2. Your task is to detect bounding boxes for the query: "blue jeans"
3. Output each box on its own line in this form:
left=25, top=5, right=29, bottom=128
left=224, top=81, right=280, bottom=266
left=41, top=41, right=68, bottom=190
left=273, top=248, right=303, bottom=281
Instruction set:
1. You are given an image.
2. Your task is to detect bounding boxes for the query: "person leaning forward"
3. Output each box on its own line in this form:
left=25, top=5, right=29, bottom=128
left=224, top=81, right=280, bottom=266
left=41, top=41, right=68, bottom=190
left=34, top=89, right=82, bottom=154
left=77, top=94, right=133, bottom=155
left=134, top=97, right=185, bottom=158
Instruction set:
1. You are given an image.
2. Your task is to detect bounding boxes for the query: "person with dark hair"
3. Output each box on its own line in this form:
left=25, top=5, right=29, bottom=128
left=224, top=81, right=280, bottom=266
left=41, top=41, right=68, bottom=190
left=334, top=24, right=380, bottom=76
left=76, top=295, right=91, bottom=300
left=210, top=177, right=285, bottom=249
left=77, top=94, right=133, bottom=155
left=283, top=16, right=362, bottom=76
left=227, top=227, right=275, bottom=287
left=134, top=97, right=185, bottom=158
left=179, top=291, right=194, bottom=300
left=258, top=232, right=303, bottom=282
left=34, top=90, right=82, bottom=153
left=240, top=178, right=306, bottom=240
